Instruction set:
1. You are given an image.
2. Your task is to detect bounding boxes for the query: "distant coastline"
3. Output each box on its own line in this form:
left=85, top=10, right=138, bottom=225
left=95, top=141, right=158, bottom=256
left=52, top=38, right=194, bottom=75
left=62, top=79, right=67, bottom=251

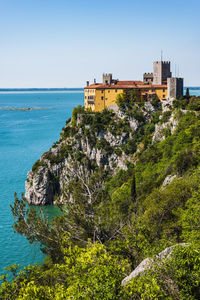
left=0, top=88, right=84, bottom=94
left=186, top=87, right=200, bottom=90
left=0, top=87, right=197, bottom=95
left=0, top=107, right=54, bottom=111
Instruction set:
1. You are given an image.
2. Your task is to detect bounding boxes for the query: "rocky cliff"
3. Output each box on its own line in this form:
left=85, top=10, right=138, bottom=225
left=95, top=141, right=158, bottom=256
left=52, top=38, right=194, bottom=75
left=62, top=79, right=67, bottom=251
left=25, top=101, right=177, bottom=205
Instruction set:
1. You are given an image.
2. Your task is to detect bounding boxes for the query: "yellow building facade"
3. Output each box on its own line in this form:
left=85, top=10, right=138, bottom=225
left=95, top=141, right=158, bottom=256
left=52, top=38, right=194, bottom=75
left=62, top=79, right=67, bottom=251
left=84, top=84, right=167, bottom=112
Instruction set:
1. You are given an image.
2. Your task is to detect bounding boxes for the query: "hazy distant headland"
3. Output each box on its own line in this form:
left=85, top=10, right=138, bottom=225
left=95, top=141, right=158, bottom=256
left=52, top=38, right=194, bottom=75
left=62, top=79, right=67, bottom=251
left=187, top=87, right=200, bottom=90
left=0, top=88, right=84, bottom=93
left=0, top=107, right=54, bottom=111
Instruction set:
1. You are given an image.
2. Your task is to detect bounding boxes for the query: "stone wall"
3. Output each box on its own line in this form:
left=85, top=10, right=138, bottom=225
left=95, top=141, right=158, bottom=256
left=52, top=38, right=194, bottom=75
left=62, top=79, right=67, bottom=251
left=167, top=77, right=184, bottom=99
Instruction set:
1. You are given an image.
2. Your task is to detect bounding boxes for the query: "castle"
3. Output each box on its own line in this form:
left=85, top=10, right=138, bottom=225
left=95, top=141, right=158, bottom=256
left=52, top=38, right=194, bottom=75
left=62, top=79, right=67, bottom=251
left=84, top=60, right=184, bottom=112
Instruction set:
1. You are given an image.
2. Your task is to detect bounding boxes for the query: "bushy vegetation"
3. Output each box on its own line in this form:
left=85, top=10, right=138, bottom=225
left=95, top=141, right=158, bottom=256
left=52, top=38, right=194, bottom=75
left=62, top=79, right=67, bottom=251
left=32, top=159, right=47, bottom=173
left=122, top=244, right=200, bottom=299
left=173, top=95, right=200, bottom=111
left=3, top=96, right=200, bottom=299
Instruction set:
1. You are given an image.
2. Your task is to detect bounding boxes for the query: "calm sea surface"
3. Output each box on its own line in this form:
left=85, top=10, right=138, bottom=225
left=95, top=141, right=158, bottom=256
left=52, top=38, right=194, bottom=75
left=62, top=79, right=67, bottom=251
left=0, top=90, right=83, bottom=275
left=0, top=87, right=199, bottom=275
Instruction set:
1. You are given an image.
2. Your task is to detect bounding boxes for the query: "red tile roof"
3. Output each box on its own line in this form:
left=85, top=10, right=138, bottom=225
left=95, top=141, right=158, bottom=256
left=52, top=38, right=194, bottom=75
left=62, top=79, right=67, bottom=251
left=117, top=80, right=143, bottom=85
left=85, top=81, right=167, bottom=89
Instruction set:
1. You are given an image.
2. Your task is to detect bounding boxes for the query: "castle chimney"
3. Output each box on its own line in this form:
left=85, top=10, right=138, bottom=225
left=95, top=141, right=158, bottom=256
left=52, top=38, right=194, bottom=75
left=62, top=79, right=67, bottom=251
left=86, top=81, right=89, bottom=86
left=94, top=78, right=96, bottom=84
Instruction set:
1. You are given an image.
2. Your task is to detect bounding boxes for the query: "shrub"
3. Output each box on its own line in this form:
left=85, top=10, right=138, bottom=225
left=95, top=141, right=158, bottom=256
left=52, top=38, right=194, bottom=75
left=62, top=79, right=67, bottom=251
left=122, top=138, right=137, bottom=155
left=186, top=96, right=200, bottom=111
left=173, top=149, right=198, bottom=175
left=96, top=139, right=113, bottom=155
left=160, top=110, right=171, bottom=123
left=72, top=105, right=85, bottom=126
left=114, top=147, right=122, bottom=156
left=151, top=94, right=161, bottom=110
left=32, top=160, right=46, bottom=173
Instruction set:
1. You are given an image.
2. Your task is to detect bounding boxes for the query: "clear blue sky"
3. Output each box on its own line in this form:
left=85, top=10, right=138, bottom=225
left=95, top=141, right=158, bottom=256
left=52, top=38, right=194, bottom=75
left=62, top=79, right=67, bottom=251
left=0, top=0, right=199, bottom=87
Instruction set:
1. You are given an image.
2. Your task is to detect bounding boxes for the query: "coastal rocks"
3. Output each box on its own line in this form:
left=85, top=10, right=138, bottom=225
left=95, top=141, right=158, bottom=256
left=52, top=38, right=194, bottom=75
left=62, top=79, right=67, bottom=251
left=26, top=166, right=60, bottom=205
left=25, top=121, right=130, bottom=205
left=121, top=243, right=188, bottom=286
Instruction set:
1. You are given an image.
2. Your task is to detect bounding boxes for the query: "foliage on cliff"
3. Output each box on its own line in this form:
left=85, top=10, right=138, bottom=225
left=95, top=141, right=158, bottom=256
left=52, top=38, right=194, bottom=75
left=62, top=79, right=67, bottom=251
left=2, top=95, right=200, bottom=299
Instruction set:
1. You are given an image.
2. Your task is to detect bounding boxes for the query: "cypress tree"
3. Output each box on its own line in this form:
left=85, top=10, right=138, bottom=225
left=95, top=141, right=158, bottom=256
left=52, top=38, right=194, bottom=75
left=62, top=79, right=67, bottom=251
left=186, top=88, right=190, bottom=99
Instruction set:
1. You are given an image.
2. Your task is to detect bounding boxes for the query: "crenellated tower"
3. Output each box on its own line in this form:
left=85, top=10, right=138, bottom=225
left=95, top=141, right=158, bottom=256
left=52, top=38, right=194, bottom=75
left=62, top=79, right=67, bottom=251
left=153, top=61, right=172, bottom=85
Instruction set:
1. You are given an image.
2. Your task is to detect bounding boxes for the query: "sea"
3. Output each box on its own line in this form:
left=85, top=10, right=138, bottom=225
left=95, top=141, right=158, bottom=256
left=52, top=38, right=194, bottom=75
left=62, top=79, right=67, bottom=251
left=0, top=87, right=199, bottom=276
left=0, top=89, right=84, bottom=275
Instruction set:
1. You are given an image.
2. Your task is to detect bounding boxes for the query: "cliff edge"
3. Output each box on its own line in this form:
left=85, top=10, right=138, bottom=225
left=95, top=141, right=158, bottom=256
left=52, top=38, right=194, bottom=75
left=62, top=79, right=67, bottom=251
left=25, top=102, right=166, bottom=205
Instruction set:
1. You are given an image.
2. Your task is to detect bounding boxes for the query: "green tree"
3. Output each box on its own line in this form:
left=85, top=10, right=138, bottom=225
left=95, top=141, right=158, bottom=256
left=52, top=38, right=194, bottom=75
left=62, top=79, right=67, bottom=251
left=186, top=87, right=190, bottom=99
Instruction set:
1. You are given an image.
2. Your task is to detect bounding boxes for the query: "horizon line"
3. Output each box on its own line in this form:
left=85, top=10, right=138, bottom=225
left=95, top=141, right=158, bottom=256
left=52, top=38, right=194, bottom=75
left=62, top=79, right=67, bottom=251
left=0, top=86, right=198, bottom=90
left=0, top=87, right=84, bottom=90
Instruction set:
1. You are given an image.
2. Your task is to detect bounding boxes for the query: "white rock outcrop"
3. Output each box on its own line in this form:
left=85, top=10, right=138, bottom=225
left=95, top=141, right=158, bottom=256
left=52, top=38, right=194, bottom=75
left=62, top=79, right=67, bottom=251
left=121, top=243, right=188, bottom=286
left=162, top=174, right=177, bottom=188
left=152, top=113, right=178, bottom=142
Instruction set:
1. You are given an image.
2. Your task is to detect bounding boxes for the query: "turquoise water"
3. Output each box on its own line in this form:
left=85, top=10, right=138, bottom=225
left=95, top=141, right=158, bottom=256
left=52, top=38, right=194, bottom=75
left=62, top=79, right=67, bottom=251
left=0, top=90, right=83, bottom=274
left=0, top=87, right=199, bottom=275
left=186, top=87, right=200, bottom=97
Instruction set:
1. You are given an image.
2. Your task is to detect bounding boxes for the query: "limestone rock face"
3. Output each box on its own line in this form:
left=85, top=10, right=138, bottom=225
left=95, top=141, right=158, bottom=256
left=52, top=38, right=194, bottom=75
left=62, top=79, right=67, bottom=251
left=121, top=243, right=188, bottom=286
left=25, top=166, right=59, bottom=205
left=162, top=98, right=174, bottom=112
left=24, top=103, right=173, bottom=205
left=152, top=112, right=178, bottom=142
left=25, top=109, right=142, bottom=205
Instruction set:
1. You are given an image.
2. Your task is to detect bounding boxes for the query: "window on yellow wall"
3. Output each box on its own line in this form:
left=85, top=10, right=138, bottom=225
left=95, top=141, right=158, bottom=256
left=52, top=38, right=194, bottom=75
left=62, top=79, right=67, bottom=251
left=101, top=90, right=104, bottom=93
left=101, top=96, right=104, bottom=100
left=108, top=90, right=110, bottom=93
left=115, top=89, right=117, bottom=93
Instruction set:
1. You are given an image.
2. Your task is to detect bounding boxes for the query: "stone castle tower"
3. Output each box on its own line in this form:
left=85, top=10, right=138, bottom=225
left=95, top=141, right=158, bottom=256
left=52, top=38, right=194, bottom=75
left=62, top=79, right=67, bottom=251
left=167, top=77, right=184, bottom=99
left=153, top=61, right=172, bottom=85
left=102, top=73, right=113, bottom=85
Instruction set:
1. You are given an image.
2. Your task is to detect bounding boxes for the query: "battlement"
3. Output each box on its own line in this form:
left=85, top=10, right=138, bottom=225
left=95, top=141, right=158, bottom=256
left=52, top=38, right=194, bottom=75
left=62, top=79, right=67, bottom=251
left=102, top=73, right=113, bottom=85
left=143, top=72, right=153, bottom=84
left=154, top=61, right=170, bottom=64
